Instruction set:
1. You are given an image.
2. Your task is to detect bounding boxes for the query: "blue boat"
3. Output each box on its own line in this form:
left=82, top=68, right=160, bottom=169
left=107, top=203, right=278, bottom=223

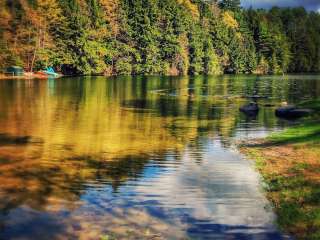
left=41, top=67, right=60, bottom=77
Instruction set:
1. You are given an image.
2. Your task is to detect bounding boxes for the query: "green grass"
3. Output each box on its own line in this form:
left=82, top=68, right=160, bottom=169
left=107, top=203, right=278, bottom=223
left=267, top=122, right=320, bottom=145
left=298, top=98, right=320, bottom=111
left=265, top=98, right=320, bottom=145
left=244, top=146, right=320, bottom=239
left=269, top=173, right=320, bottom=240
left=241, top=110, right=320, bottom=239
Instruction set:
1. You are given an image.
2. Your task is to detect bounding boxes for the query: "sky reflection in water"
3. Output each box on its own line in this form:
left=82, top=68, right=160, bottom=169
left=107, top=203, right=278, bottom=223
left=0, top=75, right=319, bottom=239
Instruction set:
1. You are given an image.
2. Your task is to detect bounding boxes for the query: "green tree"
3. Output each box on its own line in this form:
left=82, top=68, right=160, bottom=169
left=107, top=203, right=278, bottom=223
left=219, top=0, right=241, bottom=12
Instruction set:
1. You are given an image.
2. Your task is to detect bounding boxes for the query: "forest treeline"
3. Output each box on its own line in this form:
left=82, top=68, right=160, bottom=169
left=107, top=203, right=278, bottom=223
left=0, top=0, right=319, bottom=75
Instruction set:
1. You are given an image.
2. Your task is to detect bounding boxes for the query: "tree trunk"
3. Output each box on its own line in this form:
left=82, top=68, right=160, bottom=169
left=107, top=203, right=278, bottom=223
left=30, top=49, right=36, bottom=72
left=30, top=26, right=42, bottom=72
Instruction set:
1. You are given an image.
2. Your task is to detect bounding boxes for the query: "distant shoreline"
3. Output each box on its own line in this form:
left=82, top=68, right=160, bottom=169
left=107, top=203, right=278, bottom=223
left=0, top=73, right=62, bottom=80
left=1, top=73, right=320, bottom=80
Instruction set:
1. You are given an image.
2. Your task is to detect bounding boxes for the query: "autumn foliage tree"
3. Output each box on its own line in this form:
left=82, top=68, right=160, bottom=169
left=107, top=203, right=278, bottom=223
left=0, top=0, right=319, bottom=75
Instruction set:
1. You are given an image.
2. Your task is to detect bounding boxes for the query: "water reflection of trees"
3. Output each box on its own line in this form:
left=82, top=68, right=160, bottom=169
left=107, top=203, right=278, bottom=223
left=0, top=142, right=165, bottom=213
left=0, top=75, right=319, bottom=214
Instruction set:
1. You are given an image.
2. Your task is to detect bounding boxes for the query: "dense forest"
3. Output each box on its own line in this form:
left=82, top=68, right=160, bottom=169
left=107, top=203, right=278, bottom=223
left=0, top=0, right=319, bottom=75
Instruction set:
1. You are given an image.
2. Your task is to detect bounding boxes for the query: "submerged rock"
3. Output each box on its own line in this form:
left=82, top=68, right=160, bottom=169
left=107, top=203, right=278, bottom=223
left=240, top=103, right=259, bottom=115
left=275, top=106, right=313, bottom=119
left=243, top=95, right=269, bottom=99
left=263, top=103, right=275, bottom=107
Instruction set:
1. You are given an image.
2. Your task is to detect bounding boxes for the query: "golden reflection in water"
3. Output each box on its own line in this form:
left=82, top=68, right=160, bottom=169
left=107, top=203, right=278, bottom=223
left=0, top=77, right=248, bottom=239
left=0, top=75, right=317, bottom=239
left=0, top=79, right=212, bottom=203
left=0, top=77, right=218, bottom=239
left=0, top=78, right=204, bottom=157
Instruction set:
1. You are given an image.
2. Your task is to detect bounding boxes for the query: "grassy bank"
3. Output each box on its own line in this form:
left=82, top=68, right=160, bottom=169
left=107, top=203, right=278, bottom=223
left=241, top=100, right=320, bottom=240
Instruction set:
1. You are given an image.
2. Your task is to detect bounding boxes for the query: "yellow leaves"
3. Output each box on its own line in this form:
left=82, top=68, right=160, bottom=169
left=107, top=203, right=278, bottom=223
left=37, top=0, right=63, bottom=24
left=19, top=0, right=40, bottom=26
left=235, top=32, right=243, bottom=40
left=99, top=0, right=120, bottom=36
left=222, top=11, right=238, bottom=29
left=177, top=0, right=199, bottom=19
left=3, top=0, right=65, bottom=69
left=18, top=0, right=62, bottom=28
left=0, top=2, right=11, bottom=29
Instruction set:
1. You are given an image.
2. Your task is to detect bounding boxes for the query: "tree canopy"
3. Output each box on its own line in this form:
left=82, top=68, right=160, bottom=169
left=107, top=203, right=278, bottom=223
left=0, top=0, right=319, bottom=75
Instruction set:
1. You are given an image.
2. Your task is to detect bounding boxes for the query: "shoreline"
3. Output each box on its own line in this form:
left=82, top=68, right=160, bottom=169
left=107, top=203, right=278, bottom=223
left=0, top=74, right=61, bottom=80
left=1, top=73, right=320, bottom=80
left=239, top=97, right=320, bottom=240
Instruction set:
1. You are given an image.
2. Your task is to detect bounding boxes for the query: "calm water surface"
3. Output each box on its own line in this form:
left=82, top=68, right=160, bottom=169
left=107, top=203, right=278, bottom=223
left=0, top=75, right=319, bottom=239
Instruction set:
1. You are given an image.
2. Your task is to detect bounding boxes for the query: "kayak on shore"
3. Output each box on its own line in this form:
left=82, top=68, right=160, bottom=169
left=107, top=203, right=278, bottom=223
left=39, top=67, right=60, bottom=78
left=1, top=66, right=62, bottom=80
left=25, top=71, right=61, bottom=79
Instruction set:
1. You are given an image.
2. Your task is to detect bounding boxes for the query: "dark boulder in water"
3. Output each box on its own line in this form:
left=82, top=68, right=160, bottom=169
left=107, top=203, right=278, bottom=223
left=275, top=106, right=313, bottom=119
left=264, top=103, right=275, bottom=107
left=240, top=103, right=259, bottom=115
left=0, top=134, right=32, bottom=145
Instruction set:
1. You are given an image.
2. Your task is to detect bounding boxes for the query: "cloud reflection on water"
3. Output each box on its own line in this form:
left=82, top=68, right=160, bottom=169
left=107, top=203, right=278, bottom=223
left=0, top=75, right=317, bottom=239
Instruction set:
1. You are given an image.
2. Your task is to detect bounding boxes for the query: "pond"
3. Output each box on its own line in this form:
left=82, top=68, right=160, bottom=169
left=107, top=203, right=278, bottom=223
left=0, top=75, right=319, bottom=239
